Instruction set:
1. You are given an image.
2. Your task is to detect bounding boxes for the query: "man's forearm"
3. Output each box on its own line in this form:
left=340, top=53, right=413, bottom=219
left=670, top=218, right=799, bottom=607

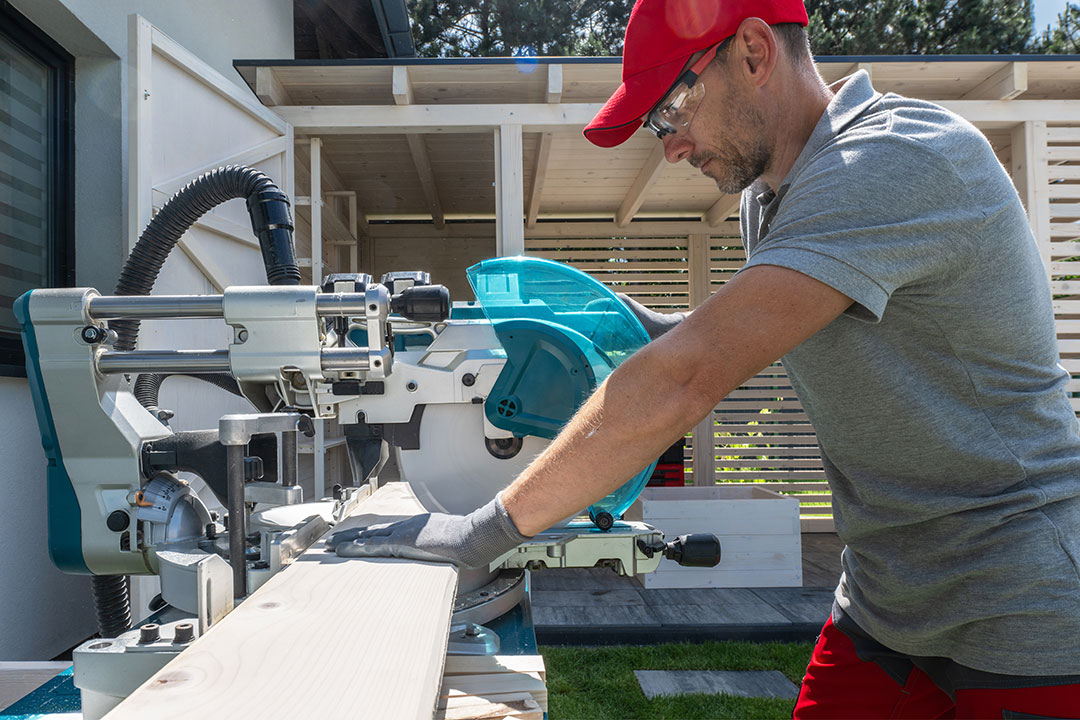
left=500, top=265, right=854, bottom=537
left=501, top=337, right=719, bottom=536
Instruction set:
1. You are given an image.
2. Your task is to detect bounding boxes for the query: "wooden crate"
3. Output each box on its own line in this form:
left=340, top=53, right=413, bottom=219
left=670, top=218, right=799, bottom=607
left=627, top=486, right=802, bottom=589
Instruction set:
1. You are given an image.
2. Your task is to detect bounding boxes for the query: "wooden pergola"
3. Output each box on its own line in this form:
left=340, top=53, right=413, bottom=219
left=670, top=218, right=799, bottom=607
left=235, top=55, right=1080, bottom=530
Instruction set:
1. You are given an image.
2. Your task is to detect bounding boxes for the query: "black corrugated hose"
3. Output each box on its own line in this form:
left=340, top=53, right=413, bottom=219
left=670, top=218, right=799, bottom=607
left=96, top=165, right=300, bottom=638
left=112, top=164, right=300, bottom=350
left=91, top=575, right=131, bottom=638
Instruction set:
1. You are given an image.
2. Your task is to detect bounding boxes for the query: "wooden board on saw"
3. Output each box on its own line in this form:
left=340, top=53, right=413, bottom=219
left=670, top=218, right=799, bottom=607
left=105, top=483, right=458, bottom=720
left=437, top=654, right=547, bottom=720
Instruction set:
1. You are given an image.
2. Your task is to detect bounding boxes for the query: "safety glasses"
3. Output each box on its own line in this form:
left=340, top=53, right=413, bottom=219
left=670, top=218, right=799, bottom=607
left=643, top=41, right=723, bottom=140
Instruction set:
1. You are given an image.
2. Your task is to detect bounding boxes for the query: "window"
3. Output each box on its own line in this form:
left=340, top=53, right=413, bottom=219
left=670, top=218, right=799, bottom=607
left=0, top=1, right=74, bottom=375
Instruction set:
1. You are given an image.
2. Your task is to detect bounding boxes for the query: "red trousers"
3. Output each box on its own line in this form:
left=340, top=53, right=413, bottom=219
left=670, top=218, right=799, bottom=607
left=793, top=617, right=1080, bottom=719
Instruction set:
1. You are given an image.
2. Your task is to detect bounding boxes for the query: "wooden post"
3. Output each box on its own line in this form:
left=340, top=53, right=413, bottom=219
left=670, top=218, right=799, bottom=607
left=1012, top=121, right=1052, bottom=280
left=494, top=124, right=525, bottom=256
left=348, top=194, right=359, bottom=272
left=310, top=137, right=323, bottom=284
left=688, top=233, right=714, bottom=486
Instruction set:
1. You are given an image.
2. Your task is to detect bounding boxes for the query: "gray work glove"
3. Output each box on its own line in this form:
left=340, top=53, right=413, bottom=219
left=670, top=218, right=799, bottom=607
left=617, top=293, right=685, bottom=341
left=325, top=493, right=530, bottom=568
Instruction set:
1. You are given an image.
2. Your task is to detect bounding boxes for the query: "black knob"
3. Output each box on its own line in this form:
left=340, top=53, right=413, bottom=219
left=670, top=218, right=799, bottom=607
left=106, top=510, right=130, bottom=532
left=590, top=510, right=615, bottom=532
left=390, top=285, right=450, bottom=322
left=665, top=533, right=722, bottom=567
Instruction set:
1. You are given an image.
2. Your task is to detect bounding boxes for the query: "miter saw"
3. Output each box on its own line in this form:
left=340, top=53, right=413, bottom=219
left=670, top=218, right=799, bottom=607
left=16, top=170, right=719, bottom=716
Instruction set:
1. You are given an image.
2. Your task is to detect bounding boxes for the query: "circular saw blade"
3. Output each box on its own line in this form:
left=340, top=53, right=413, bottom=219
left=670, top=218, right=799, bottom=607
left=397, top=403, right=548, bottom=515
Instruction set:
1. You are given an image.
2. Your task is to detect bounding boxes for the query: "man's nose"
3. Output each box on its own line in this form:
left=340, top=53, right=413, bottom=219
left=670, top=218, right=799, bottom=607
left=662, top=134, right=693, bottom=164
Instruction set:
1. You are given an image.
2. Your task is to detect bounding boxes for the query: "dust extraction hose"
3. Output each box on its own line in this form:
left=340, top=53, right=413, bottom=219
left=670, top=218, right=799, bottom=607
left=97, top=165, right=299, bottom=637
left=111, top=164, right=300, bottom=350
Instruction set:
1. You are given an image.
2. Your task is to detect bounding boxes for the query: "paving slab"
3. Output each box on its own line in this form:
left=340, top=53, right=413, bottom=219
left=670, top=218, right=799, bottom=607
left=749, top=587, right=834, bottom=624
left=532, top=603, right=662, bottom=627
left=530, top=567, right=637, bottom=591
left=634, top=670, right=799, bottom=700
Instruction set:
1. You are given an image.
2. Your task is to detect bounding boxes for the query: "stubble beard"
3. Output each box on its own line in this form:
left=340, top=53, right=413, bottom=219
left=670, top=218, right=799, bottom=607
left=690, top=106, right=771, bottom=195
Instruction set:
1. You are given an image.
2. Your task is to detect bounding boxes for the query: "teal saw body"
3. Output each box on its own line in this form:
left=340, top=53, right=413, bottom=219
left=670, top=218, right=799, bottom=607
left=467, top=256, right=657, bottom=527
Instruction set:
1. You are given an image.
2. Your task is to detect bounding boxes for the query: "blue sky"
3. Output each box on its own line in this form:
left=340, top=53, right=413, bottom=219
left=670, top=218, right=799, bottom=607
left=1034, top=0, right=1072, bottom=33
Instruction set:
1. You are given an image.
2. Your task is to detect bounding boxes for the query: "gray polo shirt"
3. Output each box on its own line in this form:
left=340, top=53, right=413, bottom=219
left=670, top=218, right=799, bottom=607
left=740, top=71, right=1080, bottom=675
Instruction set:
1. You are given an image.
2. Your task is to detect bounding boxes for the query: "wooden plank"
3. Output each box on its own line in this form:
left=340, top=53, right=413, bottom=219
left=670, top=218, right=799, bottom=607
left=443, top=655, right=545, bottom=682
left=496, top=124, right=525, bottom=256
left=525, top=133, right=553, bottom=229
left=255, top=67, right=291, bottom=106
left=524, top=220, right=742, bottom=238
left=437, top=693, right=542, bottom=720
left=150, top=27, right=287, bottom=134
left=704, top=195, right=741, bottom=226
left=310, top=136, right=323, bottom=283
left=407, top=135, right=447, bottom=228
left=439, top=673, right=547, bottom=713
left=546, top=64, right=562, bottom=104
left=275, top=103, right=602, bottom=135
left=105, top=484, right=457, bottom=720
left=961, top=62, right=1027, bottom=100
left=0, top=662, right=70, bottom=709
left=615, top=143, right=667, bottom=227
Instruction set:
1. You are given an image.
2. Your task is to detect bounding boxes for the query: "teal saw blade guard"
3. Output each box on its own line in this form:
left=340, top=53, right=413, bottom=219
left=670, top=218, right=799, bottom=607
left=466, top=256, right=658, bottom=528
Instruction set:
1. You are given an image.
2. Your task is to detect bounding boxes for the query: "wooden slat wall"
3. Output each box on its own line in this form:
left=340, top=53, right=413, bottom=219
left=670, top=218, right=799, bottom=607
left=525, top=232, right=829, bottom=526
left=1047, top=125, right=1080, bottom=415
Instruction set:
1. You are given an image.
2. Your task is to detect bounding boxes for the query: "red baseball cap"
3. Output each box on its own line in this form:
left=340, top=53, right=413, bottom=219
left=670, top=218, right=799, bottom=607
left=583, top=0, right=809, bottom=148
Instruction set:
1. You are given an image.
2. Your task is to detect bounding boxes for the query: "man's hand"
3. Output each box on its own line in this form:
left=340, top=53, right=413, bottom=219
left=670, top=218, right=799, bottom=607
left=618, top=293, right=686, bottom=340
left=325, top=493, right=530, bottom=568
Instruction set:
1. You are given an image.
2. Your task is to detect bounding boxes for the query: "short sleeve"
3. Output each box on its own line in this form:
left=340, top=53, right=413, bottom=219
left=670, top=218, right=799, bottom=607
left=742, top=134, right=981, bottom=323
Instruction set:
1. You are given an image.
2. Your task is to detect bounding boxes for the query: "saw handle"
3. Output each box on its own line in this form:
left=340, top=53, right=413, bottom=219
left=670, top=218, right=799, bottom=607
left=664, top=533, right=722, bottom=567
left=391, top=285, right=450, bottom=322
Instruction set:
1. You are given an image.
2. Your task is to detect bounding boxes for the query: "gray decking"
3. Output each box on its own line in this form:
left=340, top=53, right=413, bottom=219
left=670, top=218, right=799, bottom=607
left=531, top=532, right=844, bottom=645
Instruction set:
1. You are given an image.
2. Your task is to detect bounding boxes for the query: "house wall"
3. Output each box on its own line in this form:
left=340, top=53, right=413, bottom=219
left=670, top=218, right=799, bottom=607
left=1, top=0, right=293, bottom=662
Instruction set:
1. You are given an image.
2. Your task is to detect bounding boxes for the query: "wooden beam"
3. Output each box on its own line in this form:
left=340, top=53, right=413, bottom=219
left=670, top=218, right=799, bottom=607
left=392, top=65, right=444, bottom=228
left=360, top=219, right=742, bottom=239
left=704, top=194, right=741, bottom=226
left=274, top=103, right=602, bottom=135
left=526, top=133, right=553, bottom=229
left=391, top=65, right=414, bottom=105
left=615, top=144, right=667, bottom=227
left=934, top=100, right=1080, bottom=124
left=407, top=135, right=446, bottom=228
left=105, top=484, right=457, bottom=720
left=255, top=67, right=291, bottom=106
left=961, top=62, right=1027, bottom=100
left=546, top=64, right=562, bottom=104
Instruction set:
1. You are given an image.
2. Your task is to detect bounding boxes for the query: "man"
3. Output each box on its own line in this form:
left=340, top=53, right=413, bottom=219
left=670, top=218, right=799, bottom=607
left=329, top=0, right=1080, bottom=716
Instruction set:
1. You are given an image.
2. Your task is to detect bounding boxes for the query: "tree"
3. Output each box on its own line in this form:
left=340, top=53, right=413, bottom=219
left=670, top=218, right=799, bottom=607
left=805, top=0, right=1035, bottom=54
left=1036, top=2, right=1080, bottom=53
left=408, top=0, right=632, bottom=57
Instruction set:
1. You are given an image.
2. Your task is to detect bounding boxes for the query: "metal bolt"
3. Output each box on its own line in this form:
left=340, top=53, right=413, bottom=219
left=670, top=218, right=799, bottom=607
left=173, top=623, right=195, bottom=644
left=462, top=373, right=476, bottom=387
left=80, top=325, right=106, bottom=344
left=465, top=623, right=479, bottom=637
left=406, top=381, right=418, bottom=392
left=237, top=329, right=249, bottom=343
left=139, top=624, right=160, bottom=644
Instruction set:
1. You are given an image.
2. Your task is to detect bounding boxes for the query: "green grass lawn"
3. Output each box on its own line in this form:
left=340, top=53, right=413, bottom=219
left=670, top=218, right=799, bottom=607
left=540, top=641, right=812, bottom=720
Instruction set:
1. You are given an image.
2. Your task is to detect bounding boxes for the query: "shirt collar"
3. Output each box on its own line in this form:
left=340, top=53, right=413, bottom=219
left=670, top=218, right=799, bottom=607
left=777, top=70, right=882, bottom=191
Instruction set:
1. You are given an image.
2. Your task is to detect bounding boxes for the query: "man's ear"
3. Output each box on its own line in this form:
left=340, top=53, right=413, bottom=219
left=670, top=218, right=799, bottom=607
left=732, top=18, right=778, bottom=88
